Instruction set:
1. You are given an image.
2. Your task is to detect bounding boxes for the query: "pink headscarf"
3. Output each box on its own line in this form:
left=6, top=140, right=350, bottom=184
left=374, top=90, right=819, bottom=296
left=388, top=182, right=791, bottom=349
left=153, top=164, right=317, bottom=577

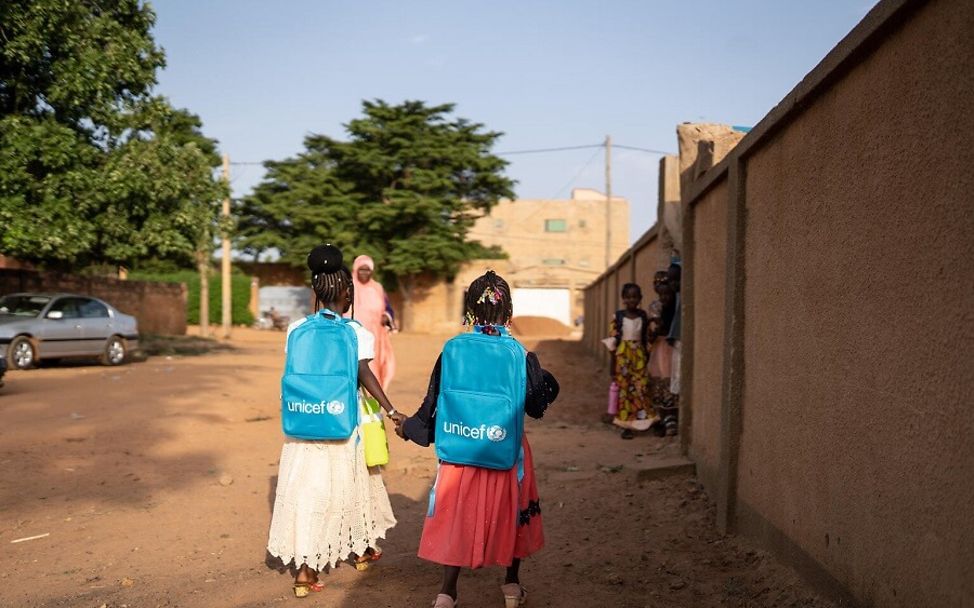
left=353, top=255, right=375, bottom=273
left=352, top=255, right=384, bottom=319
left=350, top=254, right=396, bottom=390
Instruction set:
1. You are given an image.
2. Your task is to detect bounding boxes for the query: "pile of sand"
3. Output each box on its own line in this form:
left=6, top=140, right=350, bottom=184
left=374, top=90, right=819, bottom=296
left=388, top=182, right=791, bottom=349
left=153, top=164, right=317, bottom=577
left=510, top=315, right=572, bottom=336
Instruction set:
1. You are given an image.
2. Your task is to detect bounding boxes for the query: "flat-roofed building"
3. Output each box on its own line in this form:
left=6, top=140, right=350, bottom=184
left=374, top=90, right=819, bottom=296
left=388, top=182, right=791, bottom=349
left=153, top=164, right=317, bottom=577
left=468, top=188, right=629, bottom=326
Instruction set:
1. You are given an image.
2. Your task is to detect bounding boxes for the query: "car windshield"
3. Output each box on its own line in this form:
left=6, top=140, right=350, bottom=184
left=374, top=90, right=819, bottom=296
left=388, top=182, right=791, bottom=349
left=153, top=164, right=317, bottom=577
left=0, top=295, right=51, bottom=317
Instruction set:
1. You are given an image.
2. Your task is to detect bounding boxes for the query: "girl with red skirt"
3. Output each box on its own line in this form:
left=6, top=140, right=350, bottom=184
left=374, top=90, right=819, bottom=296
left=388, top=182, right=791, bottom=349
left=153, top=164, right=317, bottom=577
left=396, top=271, right=560, bottom=608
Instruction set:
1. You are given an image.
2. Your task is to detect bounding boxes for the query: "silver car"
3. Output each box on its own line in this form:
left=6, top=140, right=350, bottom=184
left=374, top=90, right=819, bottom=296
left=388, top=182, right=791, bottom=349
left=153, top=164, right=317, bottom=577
left=0, top=293, right=139, bottom=370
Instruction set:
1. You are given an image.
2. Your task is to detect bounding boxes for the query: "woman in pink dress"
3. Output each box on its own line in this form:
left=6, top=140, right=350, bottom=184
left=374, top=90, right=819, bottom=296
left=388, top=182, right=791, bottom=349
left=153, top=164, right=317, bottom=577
left=351, top=255, right=396, bottom=391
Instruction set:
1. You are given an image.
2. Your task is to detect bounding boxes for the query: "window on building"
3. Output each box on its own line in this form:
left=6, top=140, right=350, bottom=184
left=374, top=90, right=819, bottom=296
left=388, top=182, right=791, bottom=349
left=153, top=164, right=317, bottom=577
left=544, top=219, right=567, bottom=233
left=578, top=219, right=587, bottom=228
left=578, top=258, right=590, bottom=268
left=542, top=258, right=566, bottom=266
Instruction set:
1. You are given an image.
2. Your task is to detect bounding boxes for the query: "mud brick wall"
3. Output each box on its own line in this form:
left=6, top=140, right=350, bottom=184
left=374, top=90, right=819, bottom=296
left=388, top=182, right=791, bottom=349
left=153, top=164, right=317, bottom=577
left=0, top=270, right=187, bottom=335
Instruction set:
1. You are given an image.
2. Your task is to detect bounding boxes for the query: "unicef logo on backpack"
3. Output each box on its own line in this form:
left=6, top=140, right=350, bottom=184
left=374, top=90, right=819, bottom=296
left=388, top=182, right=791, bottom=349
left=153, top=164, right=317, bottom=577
left=441, top=421, right=509, bottom=442
left=285, top=399, right=346, bottom=416
left=486, top=425, right=507, bottom=442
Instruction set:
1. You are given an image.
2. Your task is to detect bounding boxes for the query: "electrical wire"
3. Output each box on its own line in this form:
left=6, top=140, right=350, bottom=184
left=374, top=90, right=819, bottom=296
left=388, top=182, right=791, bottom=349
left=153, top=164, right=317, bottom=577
left=495, top=144, right=603, bottom=156
left=226, top=142, right=670, bottom=165
left=551, top=147, right=605, bottom=199
left=613, top=144, right=670, bottom=155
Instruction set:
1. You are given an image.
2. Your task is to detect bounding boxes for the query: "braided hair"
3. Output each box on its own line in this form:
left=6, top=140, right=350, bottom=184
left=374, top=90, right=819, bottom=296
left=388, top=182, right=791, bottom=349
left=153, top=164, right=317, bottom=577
left=464, top=270, right=513, bottom=327
left=307, top=244, right=354, bottom=314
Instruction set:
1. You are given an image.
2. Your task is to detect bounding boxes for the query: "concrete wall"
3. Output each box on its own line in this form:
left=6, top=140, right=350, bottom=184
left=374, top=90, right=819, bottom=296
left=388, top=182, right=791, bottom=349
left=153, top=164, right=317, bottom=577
left=733, top=0, right=974, bottom=604
left=674, top=0, right=974, bottom=605
left=0, top=269, right=187, bottom=335
left=236, top=262, right=306, bottom=287
left=683, top=179, right=728, bottom=493
left=632, top=235, right=660, bottom=298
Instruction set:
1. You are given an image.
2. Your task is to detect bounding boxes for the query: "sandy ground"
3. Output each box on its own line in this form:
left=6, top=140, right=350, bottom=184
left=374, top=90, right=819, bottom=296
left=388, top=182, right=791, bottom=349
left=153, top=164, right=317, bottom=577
left=0, top=328, right=839, bottom=608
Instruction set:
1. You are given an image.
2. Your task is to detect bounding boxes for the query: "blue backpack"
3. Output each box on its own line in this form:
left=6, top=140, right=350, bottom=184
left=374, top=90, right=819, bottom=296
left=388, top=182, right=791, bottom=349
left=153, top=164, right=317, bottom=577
left=434, top=326, right=527, bottom=470
left=281, top=310, right=359, bottom=440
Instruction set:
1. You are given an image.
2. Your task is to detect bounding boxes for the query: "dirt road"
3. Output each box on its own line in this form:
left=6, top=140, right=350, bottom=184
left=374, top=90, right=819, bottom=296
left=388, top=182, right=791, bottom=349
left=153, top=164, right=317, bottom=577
left=0, top=329, right=837, bottom=608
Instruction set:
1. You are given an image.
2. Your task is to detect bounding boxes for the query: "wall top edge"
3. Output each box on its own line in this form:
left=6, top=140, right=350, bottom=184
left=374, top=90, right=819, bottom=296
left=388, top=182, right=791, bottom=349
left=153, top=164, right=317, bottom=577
left=683, top=0, right=919, bottom=206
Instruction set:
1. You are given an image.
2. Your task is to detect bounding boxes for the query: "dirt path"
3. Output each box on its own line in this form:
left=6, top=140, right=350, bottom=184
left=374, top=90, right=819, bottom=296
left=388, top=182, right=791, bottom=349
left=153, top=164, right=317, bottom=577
left=0, top=329, right=837, bottom=608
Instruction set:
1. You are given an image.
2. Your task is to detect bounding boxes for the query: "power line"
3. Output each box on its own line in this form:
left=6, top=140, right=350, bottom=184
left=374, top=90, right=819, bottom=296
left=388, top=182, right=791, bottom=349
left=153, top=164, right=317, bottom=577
left=496, top=144, right=603, bottom=156
left=551, top=147, right=604, bottom=199
left=227, top=143, right=670, bottom=165
left=613, top=144, right=670, bottom=155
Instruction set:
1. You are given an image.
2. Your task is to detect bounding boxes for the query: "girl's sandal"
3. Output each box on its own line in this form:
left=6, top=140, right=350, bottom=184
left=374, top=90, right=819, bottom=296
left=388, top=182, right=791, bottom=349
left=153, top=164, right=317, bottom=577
left=353, top=549, right=383, bottom=571
left=432, top=593, right=459, bottom=607
left=293, top=581, right=324, bottom=598
left=501, top=583, right=527, bottom=608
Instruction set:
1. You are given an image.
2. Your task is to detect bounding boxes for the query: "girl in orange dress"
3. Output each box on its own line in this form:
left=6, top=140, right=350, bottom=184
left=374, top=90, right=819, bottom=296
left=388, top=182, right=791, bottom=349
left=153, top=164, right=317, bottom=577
left=396, top=271, right=560, bottom=608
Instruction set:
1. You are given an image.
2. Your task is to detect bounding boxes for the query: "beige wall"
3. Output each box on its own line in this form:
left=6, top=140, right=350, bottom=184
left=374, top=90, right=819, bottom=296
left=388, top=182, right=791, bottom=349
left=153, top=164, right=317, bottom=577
left=632, top=240, right=658, bottom=297
left=586, top=0, right=974, bottom=604
left=735, top=0, right=974, bottom=604
left=664, top=0, right=974, bottom=607
left=685, top=180, right=728, bottom=492
left=0, top=269, right=187, bottom=335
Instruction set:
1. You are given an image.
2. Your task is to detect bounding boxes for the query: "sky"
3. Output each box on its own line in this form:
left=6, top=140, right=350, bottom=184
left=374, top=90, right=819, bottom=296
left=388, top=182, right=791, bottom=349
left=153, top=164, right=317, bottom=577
left=152, top=0, right=878, bottom=244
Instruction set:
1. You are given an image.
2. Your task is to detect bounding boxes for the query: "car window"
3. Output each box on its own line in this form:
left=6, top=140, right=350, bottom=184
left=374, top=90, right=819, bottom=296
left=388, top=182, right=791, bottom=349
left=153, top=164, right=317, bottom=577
left=79, top=299, right=109, bottom=319
left=0, top=295, right=51, bottom=317
left=48, top=298, right=82, bottom=319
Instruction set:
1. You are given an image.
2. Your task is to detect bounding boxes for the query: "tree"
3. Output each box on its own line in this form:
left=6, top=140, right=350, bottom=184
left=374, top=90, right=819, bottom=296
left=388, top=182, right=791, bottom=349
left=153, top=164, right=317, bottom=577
left=238, top=100, right=515, bottom=328
left=0, top=0, right=223, bottom=271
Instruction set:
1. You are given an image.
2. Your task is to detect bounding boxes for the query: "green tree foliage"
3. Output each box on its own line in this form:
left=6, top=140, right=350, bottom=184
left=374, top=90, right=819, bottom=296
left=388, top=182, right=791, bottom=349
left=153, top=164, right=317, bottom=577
left=0, top=1, right=224, bottom=269
left=237, top=100, right=515, bottom=321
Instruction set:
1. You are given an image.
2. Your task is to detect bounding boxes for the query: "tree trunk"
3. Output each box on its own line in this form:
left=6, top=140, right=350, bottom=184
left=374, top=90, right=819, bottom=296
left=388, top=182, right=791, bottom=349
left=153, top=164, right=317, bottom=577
left=197, top=252, right=210, bottom=338
left=397, top=277, right=414, bottom=332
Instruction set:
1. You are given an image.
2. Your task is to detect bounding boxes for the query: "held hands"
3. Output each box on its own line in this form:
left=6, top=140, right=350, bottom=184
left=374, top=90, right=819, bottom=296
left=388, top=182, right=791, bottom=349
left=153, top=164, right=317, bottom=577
left=387, top=410, right=405, bottom=425
left=387, top=410, right=407, bottom=439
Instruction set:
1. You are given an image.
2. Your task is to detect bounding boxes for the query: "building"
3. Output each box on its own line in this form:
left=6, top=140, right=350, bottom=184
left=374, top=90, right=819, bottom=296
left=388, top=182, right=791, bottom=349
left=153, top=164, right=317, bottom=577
left=467, top=188, right=629, bottom=326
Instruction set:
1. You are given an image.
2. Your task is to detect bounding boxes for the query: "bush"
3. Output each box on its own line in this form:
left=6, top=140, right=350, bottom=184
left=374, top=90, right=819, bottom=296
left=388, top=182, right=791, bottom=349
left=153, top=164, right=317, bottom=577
left=131, top=268, right=254, bottom=326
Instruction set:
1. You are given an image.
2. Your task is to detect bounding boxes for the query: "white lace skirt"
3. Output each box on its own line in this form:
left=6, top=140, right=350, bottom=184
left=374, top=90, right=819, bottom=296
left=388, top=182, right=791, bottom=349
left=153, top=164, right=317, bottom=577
left=266, top=436, right=396, bottom=571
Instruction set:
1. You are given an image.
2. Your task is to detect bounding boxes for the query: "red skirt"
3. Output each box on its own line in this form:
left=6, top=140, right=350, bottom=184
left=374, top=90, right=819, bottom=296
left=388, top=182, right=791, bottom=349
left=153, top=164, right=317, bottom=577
left=418, top=435, right=544, bottom=568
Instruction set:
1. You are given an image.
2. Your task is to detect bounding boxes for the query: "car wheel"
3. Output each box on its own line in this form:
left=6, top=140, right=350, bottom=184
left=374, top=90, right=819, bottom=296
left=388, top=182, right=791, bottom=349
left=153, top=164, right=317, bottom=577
left=9, top=336, right=36, bottom=370
left=101, top=335, right=127, bottom=366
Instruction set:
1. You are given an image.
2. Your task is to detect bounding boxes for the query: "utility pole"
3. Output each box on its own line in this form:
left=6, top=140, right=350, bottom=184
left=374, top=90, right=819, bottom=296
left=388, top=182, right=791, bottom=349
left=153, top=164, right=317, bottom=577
left=604, top=135, right=612, bottom=269
left=221, top=153, right=232, bottom=339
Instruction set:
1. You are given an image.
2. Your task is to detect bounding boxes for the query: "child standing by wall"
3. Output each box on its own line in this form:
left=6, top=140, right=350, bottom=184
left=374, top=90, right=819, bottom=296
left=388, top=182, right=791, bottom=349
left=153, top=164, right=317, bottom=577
left=604, top=283, right=653, bottom=439
left=267, top=244, right=403, bottom=598
left=648, top=276, right=678, bottom=436
left=395, top=271, right=560, bottom=608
